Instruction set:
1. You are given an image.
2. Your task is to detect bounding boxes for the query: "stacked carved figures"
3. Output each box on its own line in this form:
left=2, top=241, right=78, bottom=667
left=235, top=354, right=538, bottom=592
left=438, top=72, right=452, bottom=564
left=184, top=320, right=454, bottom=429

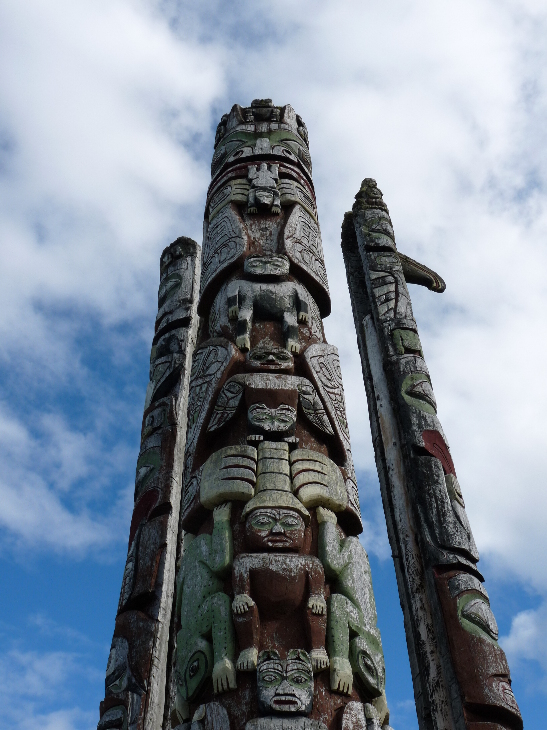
left=167, top=101, right=391, bottom=730
left=341, top=180, right=522, bottom=730
left=98, top=239, right=201, bottom=730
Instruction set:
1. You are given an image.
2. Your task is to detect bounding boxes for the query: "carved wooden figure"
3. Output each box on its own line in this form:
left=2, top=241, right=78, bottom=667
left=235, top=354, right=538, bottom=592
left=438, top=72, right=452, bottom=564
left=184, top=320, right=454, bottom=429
left=341, top=179, right=522, bottom=730
left=99, top=101, right=388, bottom=730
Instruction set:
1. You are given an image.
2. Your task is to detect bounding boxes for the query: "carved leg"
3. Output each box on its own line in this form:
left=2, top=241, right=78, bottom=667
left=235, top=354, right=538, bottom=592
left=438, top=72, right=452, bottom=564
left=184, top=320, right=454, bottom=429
left=210, top=592, right=237, bottom=694
left=327, top=594, right=353, bottom=695
left=306, top=601, right=329, bottom=673
left=283, top=309, right=300, bottom=354
left=233, top=601, right=260, bottom=671
left=236, top=306, right=253, bottom=351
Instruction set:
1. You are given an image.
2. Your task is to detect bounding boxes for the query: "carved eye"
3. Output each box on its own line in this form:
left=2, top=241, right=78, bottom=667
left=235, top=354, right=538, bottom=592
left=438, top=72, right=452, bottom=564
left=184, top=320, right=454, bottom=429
left=280, top=517, right=301, bottom=529
left=188, top=658, right=200, bottom=678
left=232, top=150, right=243, bottom=158
left=261, top=672, right=281, bottom=684
left=252, top=516, right=274, bottom=529
left=288, top=672, right=308, bottom=685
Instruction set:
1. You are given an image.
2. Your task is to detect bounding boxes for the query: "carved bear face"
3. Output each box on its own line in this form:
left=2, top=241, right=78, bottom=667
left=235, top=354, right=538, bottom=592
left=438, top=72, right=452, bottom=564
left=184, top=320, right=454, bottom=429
left=257, top=650, right=313, bottom=716
left=245, top=508, right=305, bottom=552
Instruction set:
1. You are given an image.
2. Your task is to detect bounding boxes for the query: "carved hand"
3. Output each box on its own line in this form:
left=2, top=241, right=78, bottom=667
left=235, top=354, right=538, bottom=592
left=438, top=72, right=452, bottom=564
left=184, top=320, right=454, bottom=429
left=213, top=502, right=232, bottom=522
left=308, top=594, right=327, bottom=615
left=297, top=310, right=309, bottom=324
left=310, top=647, right=330, bottom=672
left=232, top=593, right=255, bottom=614
left=316, top=506, right=337, bottom=524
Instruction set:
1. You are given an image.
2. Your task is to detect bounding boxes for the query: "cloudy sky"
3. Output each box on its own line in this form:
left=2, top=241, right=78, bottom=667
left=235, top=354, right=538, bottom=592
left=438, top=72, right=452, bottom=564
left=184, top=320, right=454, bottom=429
left=1, top=0, right=546, bottom=727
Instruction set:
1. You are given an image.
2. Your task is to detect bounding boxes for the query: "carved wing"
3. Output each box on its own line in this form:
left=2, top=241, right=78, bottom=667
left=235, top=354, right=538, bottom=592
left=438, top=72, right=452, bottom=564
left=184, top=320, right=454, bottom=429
left=208, top=377, right=245, bottom=432
left=297, top=380, right=334, bottom=435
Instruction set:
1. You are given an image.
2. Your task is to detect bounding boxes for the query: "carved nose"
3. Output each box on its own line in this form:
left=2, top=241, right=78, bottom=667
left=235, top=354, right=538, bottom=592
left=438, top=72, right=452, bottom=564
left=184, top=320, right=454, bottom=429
left=271, top=523, right=284, bottom=534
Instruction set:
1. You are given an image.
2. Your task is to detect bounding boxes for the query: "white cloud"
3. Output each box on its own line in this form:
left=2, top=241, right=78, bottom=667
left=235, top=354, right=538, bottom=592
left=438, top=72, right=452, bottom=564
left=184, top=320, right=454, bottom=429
left=501, top=601, right=547, bottom=693
left=0, top=649, right=97, bottom=730
left=0, top=401, right=133, bottom=553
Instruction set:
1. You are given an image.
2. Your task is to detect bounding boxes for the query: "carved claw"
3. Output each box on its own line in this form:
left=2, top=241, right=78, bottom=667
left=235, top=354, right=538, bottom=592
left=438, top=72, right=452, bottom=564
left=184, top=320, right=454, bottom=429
left=213, top=502, right=232, bottom=522
left=287, top=339, right=300, bottom=355
left=310, top=647, right=329, bottom=673
left=212, top=657, right=237, bottom=693
left=236, top=335, right=251, bottom=351
left=316, top=506, right=337, bottom=525
left=248, top=206, right=258, bottom=215
left=236, top=647, right=258, bottom=672
left=308, top=594, right=327, bottom=615
left=228, top=306, right=239, bottom=320
left=271, top=205, right=281, bottom=214
left=330, top=657, right=353, bottom=695
left=297, top=311, right=309, bottom=324
left=232, top=593, right=255, bottom=614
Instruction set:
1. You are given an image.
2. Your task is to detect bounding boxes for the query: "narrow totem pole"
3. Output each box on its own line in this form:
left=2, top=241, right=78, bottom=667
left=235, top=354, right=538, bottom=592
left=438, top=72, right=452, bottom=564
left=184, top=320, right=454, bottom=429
left=98, top=101, right=390, bottom=730
left=98, top=237, right=201, bottom=730
left=341, top=180, right=522, bottom=730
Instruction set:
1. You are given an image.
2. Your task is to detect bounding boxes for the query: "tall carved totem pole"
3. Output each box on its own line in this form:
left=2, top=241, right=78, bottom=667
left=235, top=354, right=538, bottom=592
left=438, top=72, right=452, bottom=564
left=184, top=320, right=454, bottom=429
left=98, top=100, right=389, bottom=730
left=97, top=101, right=521, bottom=730
left=341, top=180, right=522, bottom=730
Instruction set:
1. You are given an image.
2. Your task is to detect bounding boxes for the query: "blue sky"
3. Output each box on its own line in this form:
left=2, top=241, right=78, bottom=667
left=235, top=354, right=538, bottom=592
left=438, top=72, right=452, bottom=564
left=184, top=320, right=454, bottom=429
left=1, top=1, right=547, bottom=728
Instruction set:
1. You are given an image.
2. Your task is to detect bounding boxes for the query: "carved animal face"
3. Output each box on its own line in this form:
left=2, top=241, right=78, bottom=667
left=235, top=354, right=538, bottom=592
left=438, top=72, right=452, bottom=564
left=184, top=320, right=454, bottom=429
left=247, top=341, right=294, bottom=372
left=245, top=508, right=305, bottom=551
left=255, top=190, right=275, bottom=208
left=244, top=255, right=290, bottom=278
left=257, top=650, right=313, bottom=715
left=179, top=647, right=212, bottom=702
left=248, top=403, right=296, bottom=435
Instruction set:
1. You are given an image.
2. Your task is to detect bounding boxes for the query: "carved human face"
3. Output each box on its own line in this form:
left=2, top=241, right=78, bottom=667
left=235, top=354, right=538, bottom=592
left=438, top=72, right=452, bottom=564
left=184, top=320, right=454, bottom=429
left=248, top=403, right=296, bottom=435
left=257, top=651, right=313, bottom=716
left=247, top=341, right=294, bottom=372
left=246, top=508, right=305, bottom=551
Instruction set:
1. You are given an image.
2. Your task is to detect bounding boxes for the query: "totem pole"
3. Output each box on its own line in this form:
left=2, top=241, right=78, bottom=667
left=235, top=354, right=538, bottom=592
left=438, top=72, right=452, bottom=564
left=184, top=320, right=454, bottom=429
left=98, top=101, right=390, bottom=730
left=341, top=179, right=522, bottom=730
left=98, top=237, right=201, bottom=730
left=165, top=101, right=390, bottom=730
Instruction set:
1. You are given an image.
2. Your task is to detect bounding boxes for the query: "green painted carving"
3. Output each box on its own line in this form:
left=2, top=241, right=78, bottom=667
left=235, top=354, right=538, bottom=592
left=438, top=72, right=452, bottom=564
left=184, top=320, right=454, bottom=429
left=134, top=447, right=161, bottom=501
left=400, top=372, right=437, bottom=414
left=317, top=507, right=385, bottom=698
left=392, top=328, right=423, bottom=357
left=457, top=592, right=499, bottom=643
left=241, top=442, right=309, bottom=523
left=175, top=503, right=236, bottom=721
left=200, top=446, right=257, bottom=510
left=290, top=450, right=347, bottom=512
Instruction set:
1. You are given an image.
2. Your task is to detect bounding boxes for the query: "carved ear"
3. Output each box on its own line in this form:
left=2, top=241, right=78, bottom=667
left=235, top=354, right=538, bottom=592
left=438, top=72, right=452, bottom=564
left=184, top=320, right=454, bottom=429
left=207, top=378, right=245, bottom=432
left=399, top=252, right=446, bottom=293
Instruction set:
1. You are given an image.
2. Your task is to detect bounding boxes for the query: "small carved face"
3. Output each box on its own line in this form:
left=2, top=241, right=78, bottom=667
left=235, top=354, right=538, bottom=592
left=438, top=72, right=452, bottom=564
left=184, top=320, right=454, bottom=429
left=246, top=508, right=305, bottom=551
left=255, top=190, right=274, bottom=208
left=257, top=651, right=313, bottom=716
left=247, top=341, right=294, bottom=372
left=248, top=403, right=296, bottom=435
left=244, top=255, right=290, bottom=278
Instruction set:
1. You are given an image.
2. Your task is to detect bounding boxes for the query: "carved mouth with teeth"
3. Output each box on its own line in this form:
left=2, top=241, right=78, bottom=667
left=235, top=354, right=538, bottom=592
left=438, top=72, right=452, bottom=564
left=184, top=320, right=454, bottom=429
left=271, top=695, right=300, bottom=711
